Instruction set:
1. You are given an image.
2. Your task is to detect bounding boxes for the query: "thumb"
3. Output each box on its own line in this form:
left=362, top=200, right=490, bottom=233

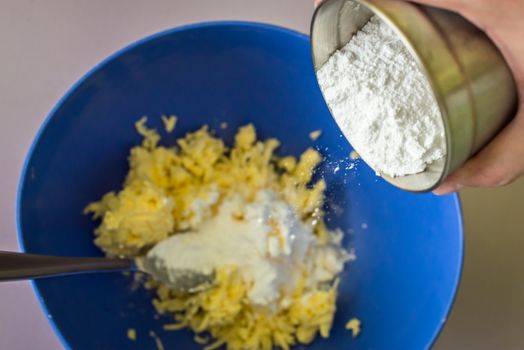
left=402, top=0, right=464, bottom=8
left=433, top=108, right=524, bottom=194
left=401, top=0, right=485, bottom=29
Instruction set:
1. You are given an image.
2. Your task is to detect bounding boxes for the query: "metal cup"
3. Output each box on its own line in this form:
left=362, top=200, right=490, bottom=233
left=311, top=0, right=518, bottom=192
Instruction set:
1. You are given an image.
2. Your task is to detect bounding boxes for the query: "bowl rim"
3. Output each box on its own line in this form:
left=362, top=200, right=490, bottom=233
left=16, top=20, right=464, bottom=350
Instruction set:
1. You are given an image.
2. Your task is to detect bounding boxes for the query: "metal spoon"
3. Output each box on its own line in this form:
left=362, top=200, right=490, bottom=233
left=0, top=251, right=214, bottom=292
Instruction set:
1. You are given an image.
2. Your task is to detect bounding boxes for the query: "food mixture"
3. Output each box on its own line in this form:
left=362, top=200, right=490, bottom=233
left=317, top=16, right=445, bottom=177
left=85, top=117, right=353, bottom=350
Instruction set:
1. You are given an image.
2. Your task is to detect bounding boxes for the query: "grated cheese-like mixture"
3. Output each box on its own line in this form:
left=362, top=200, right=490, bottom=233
left=161, top=115, right=177, bottom=133
left=127, top=328, right=137, bottom=341
left=309, top=130, right=322, bottom=141
left=149, top=331, right=165, bottom=350
left=143, top=189, right=348, bottom=308
left=345, top=318, right=361, bottom=338
left=85, top=117, right=353, bottom=350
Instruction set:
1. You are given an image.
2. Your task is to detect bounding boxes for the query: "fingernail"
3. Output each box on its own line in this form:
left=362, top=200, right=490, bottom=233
left=433, top=183, right=463, bottom=196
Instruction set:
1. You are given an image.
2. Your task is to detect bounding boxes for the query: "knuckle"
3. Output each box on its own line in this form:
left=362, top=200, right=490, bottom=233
left=474, top=168, right=512, bottom=187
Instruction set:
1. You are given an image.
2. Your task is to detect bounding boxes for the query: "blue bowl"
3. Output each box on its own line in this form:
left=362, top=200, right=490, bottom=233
left=17, top=22, right=463, bottom=350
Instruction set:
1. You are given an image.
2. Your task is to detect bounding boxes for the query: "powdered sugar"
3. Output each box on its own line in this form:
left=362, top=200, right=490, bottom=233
left=143, top=190, right=350, bottom=307
left=317, top=16, right=445, bottom=177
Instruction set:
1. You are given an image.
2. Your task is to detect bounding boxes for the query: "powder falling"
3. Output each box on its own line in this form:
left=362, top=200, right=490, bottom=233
left=317, top=16, right=445, bottom=176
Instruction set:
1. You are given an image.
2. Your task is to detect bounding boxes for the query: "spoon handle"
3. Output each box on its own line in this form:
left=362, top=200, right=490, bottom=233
left=0, top=251, right=132, bottom=282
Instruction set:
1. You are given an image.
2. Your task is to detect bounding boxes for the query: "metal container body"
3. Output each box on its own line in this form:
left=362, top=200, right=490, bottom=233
left=311, top=0, right=517, bottom=192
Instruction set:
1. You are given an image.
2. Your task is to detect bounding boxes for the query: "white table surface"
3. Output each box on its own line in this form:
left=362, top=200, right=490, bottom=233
left=1, top=1, right=523, bottom=349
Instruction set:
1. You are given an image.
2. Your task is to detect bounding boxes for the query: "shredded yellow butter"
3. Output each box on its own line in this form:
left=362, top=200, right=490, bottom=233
left=85, top=117, right=349, bottom=349
left=161, top=115, right=177, bottom=133
left=154, top=268, right=339, bottom=350
left=127, top=328, right=137, bottom=341
left=149, top=331, right=165, bottom=350
left=309, top=130, right=322, bottom=141
left=345, top=318, right=361, bottom=337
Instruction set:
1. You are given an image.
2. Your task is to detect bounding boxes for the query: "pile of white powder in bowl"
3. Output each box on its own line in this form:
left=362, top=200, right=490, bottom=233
left=317, top=16, right=445, bottom=177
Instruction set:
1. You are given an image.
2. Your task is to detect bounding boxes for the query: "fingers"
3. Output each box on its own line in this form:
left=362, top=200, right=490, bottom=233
left=433, top=108, right=524, bottom=195
left=402, top=0, right=465, bottom=8
left=314, top=0, right=323, bottom=7
left=398, top=0, right=524, bottom=194
left=398, top=0, right=489, bottom=31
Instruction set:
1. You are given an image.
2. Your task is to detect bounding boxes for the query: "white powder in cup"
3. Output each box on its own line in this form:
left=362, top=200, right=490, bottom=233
left=317, top=16, right=445, bottom=177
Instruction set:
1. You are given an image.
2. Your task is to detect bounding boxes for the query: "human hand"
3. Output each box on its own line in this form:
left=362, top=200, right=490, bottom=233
left=409, top=0, right=524, bottom=194
left=314, top=0, right=524, bottom=195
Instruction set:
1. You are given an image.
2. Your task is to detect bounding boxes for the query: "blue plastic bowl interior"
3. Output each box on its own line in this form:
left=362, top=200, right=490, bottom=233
left=17, top=22, right=463, bottom=350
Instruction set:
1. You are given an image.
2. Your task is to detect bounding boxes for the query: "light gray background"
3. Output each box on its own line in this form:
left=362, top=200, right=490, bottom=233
left=1, top=0, right=523, bottom=349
